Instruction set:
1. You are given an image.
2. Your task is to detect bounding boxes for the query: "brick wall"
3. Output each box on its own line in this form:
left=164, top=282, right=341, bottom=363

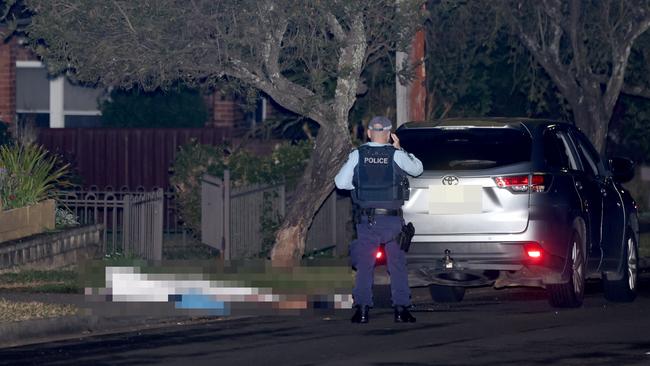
left=205, top=91, right=245, bottom=128
left=0, top=38, right=15, bottom=124
left=14, top=41, right=38, bottom=61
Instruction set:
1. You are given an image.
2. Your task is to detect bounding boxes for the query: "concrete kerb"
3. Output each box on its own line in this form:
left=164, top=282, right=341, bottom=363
left=0, top=312, right=239, bottom=349
left=0, top=314, right=99, bottom=348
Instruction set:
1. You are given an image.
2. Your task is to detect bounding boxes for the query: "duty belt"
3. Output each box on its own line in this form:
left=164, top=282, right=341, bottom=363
left=361, top=208, right=402, bottom=216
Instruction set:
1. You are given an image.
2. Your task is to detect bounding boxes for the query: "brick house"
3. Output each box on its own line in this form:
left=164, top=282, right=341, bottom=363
left=0, top=35, right=268, bottom=131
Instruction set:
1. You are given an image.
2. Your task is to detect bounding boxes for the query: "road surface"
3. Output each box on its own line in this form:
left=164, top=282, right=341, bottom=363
left=2, top=276, right=650, bottom=365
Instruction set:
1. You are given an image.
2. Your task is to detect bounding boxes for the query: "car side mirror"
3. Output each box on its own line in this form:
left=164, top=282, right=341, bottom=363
left=608, top=157, right=635, bottom=183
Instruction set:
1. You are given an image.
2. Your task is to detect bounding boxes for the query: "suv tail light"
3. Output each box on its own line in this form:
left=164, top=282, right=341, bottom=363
left=524, top=242, right=544, bottom=261
left=494, top=174, right=547, bottom=193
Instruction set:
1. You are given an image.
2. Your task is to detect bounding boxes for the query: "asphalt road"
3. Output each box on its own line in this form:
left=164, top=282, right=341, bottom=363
left=2, top=276, right=650, bottom=366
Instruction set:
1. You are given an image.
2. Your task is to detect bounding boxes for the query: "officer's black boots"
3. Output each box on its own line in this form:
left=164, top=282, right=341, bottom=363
left=351, top=305, right=370, bottom=323
left=394, top=306, right=416, bottom=323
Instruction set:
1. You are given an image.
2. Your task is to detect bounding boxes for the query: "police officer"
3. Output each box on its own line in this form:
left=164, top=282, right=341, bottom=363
left=335, top=116, right=423, bottom=323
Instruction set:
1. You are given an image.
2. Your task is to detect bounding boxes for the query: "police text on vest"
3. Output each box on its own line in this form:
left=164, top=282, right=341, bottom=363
left=364, top=157, right=389, bottom=164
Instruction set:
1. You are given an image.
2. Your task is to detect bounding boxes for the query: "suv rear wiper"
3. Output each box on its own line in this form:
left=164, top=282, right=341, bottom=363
left=448, top=160, right=497, bottom=168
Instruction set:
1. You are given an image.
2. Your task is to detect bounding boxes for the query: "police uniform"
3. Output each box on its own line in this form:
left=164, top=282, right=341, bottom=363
left=335, top=132, right=423, bottom=322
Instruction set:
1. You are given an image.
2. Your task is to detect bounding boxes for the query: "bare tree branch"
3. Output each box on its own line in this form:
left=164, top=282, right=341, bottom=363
left=0, top=0, right=16, bottom=22
left=568, top=0, right=585, bottom=77
left=258, top=1, right=287, bottom=79
left=333, top=13, right=367, bottom=128
left=326, top=12, right=345, bottom=42
left=604, top=14, right=650, bottom=115
left=111, top=0, right=137, bottom=35
left=621, top=83, right=650, bottom=99
left=226, top=59, right=327, bottom=123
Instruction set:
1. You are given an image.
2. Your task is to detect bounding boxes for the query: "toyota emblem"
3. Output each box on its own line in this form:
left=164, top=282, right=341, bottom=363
left=442, top=175, right=459, bottom=185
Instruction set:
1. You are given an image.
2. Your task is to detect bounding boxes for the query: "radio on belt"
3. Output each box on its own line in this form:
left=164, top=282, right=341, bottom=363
left=442, top=249, right=454, bottom=269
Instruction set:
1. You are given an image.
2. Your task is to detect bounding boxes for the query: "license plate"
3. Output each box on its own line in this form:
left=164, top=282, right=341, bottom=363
left=428, top=185, right=482, bottom=215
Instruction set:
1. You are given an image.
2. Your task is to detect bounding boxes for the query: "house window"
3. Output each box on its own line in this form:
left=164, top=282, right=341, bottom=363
left=15, top=61, right=104, bottom=128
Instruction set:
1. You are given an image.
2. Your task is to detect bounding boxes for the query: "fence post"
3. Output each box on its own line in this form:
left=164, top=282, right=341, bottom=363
left=139, top=194, right=146, bottom=258
left=122, top=194, right=131, bottom=256
left=223, top=170, right=231, bottom=261
left=153, top=189, right=164, bottom=260
left=201, top=174, right=224, bottom=251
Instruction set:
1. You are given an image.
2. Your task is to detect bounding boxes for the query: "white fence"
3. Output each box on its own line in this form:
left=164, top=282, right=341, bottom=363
left=201, top=172, right=353, bottom=260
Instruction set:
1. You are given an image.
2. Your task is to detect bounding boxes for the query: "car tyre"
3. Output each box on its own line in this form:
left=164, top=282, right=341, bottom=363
left=548, top=231, right=585, bottom=308
left=603, top=231, right=638, bottom=303
left=429, top=284, right=465, bottom=303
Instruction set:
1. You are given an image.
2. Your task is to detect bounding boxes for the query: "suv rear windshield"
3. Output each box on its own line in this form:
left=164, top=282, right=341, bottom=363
left=398, top=127, right=532, bottom=171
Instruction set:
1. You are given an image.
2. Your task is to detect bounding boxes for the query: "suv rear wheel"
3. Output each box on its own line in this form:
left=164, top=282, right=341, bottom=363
left=429, top=284, right=466, bottom=303
left=548, top=231, right=585, bottom=308
left=603, top=231, right=638, bottom=302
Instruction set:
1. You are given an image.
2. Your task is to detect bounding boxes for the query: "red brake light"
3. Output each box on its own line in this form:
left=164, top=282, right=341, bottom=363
left=527, top=250, right=542, bottom=258
left=494, top=174, right=546, bottom=193
left=524, top=243, right=543, bottom=260
left=376, top=251, right=383, bottom=259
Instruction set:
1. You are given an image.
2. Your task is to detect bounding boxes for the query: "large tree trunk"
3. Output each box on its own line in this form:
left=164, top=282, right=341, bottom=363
left=270, top=13, right=366, bottom=265
left=270, top=123, right=352, bottom=265
left=571, top=100, right=609, bottom=154
left=566, top=85, right=611, bottom=154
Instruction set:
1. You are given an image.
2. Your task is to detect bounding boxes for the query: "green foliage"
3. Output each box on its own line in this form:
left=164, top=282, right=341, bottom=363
left=0, top=269, right=77, bottom=284
left=425, top=3, right=568, bottom=120
left=0, top=143, right=70, bottom=210
left=55, top=207, right=79, bottom=228
left=0, top=269, right=81, bottom=293
left=170, top=140, right=312, bottom=236
left=101, top=87, right=208, bottom=128
left=0, top=123, right=11, bottom=146
left=617, top=101, right=650, bottom=162
left=163, top=235, right=220, bottom=260
left=350, top=57, right=397, bottom=134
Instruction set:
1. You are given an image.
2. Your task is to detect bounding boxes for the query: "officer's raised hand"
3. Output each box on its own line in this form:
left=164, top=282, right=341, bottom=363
left=391, top=133, right=401, bottom=149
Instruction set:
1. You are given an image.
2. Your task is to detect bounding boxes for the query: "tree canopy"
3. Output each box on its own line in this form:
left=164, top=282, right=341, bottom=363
left=426, top=0, right=650, bottom=153
left=23, top=0, right=423, bottom=262
left=26, top=1, right=419, bottom=124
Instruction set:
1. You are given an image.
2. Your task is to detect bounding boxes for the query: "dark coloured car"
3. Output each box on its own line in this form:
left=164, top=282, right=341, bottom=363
left=396, top=118, right=639, bottom=308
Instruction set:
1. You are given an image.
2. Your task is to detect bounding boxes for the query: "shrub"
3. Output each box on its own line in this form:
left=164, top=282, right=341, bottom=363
left=55, top=207, right=80, bottom=228
left=0, top=122, right=11, bottom=146
left=101, top=87, right=208, bottom=128
left=0, top=144, right=70, bottom=210
left=170, top=140, right=312, bottom=237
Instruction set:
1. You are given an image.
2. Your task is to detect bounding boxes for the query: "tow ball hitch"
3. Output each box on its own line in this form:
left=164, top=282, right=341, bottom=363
left=442, top=249, right=454, bottom=270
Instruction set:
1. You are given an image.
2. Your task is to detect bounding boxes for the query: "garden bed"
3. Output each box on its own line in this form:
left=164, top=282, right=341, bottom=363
left=0, top=200, right=55, bottom=243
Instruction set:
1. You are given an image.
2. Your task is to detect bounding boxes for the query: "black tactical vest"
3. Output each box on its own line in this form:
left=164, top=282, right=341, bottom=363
left=352, top=145, right=406, bottom=209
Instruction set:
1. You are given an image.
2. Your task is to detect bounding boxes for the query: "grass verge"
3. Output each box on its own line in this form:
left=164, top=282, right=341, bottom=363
left=0, top=270, right=81, bottom=293
left=0, top=299, right=77, bottom=322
